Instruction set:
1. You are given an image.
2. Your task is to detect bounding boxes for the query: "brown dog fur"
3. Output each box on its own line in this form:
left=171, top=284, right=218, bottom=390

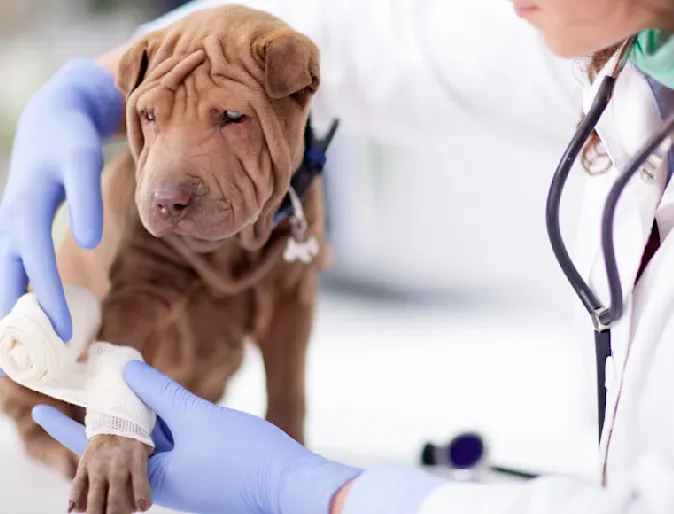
left=0, top=5, right=328, bottom=513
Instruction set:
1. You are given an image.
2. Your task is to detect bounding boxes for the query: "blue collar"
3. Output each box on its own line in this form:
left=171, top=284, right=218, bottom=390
left=273, top=117, right=340, bottom=227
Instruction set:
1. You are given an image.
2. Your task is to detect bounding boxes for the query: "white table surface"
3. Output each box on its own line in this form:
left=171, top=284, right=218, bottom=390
left=0, top=289, right=600, bottom=513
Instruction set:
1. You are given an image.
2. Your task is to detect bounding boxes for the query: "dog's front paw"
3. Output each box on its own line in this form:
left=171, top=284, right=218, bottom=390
left=69, top=434, right=152, bottom=514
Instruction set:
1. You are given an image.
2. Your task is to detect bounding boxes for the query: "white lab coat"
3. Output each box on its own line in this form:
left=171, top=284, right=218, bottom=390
left=413, top=51, right=674, bottom=512
left=134, top=1, right=674, bottom=512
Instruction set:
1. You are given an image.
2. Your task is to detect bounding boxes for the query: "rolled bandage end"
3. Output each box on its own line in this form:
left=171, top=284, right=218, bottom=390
left=0, top=285, right=102, bottom=388
left=0, top=287, right=155, bottom=449
left=0, top=295, right=71, bottom=387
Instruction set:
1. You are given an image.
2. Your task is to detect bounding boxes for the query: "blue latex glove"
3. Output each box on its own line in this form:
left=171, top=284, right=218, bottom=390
left=0, top=58, right=121, bottom=343
left=33, top=360, right=362, bottom=514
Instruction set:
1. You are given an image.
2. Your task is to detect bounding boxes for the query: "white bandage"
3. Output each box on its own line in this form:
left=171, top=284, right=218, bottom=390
left=0, top=286, right=156, bottom=448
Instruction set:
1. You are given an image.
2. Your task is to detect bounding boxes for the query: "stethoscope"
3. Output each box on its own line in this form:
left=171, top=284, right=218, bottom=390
left=421, top=51, right=674, bottom=480
left=546, top=62, right=674, bottom=442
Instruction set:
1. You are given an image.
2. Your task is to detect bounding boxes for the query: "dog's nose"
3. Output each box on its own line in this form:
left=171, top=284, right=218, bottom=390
left=151, top=183, right=197, bottom=220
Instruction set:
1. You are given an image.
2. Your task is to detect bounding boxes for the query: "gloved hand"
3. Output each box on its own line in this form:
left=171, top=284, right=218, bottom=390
left=33, top=360, right=362, bottom=514
left=0, top=58, right=122, bottom=343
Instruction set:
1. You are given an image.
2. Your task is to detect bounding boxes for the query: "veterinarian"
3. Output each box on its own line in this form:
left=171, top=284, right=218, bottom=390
left=6, top=0, right=674, bottom=513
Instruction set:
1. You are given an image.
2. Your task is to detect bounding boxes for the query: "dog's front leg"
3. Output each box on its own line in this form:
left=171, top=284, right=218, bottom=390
left=96, top=219, right=195, bottom=358
left=71, top=223, right=194, bottom=514
left=257, top=273, right=317, bottom=446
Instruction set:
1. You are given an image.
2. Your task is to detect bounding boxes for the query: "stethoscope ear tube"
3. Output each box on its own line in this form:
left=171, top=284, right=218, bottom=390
left=600, top=110, right=674, bottom=323
left=548, top=74, right=674, bottom=329
left=545, top=76, right=616, bottom=322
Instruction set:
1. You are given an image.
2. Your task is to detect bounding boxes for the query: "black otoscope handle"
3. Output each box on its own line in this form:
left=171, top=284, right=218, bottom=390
left=420, top=434, right=540, bottom=480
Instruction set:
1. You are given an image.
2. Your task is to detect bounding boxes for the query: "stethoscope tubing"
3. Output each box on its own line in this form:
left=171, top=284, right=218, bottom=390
left=547, top=72, right=674, bottom=443
left=548, top=74, right=674, bottom=329
left=601, top=108, right=674, bottom=320
left=545, top=76, right=616, bottom=324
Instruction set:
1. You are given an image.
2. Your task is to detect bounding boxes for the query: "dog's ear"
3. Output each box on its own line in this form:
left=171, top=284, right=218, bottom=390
left=117, top=41, right=151, bottom=96
left=257, top=31, right=320, bottom=100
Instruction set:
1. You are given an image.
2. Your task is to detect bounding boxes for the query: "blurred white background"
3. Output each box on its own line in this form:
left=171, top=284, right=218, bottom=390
left=0, top=1, right=600, bottom=512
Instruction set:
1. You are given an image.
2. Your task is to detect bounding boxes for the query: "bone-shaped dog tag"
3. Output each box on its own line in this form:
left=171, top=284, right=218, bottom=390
left=282, top=186, right=320, bottom=264
left=283, top=235, right=319, bottom=264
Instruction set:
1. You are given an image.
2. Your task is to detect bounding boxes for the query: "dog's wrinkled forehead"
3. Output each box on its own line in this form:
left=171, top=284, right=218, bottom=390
left=117, top=5, right=321, bottom=172
left=116, top=5, right=320, bottom=105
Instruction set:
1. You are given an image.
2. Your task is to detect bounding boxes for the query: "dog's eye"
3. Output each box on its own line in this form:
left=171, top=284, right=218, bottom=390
left=224, top=111, right=245, bottom=123
left=211, top=109, right=246, bottom=127
left=140, top=109, right=156, bottom=123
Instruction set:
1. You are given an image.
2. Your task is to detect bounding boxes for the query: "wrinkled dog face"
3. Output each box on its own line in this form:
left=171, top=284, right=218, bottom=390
left=117, top=6, right=320, bottom=241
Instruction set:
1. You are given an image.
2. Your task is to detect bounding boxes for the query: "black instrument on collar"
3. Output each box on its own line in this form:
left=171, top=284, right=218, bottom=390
left=273, top=116, right=340, bottom=227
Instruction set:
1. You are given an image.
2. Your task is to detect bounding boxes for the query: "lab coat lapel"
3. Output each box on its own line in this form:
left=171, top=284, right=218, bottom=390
left=656, top=179, right=674, bottom=236
left=575, top=58, right=665, bottom=361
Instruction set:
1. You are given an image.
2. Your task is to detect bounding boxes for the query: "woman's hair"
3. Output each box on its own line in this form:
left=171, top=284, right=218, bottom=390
left=581, top=42, right=629, bottom=172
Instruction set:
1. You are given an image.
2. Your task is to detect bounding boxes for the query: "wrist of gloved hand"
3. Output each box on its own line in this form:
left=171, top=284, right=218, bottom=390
left=276, top=456, right=362, bottom=514
left=20, top=58, right=122, bottom=139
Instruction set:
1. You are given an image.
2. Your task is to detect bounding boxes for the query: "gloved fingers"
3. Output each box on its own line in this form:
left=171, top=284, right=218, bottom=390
left=62, top=142, right=104, bottom=250
left=147, top=451, right=171, bottom=498
left=32, top=405, right=87, bottom=456
left=19, top=185, right=72, bottom=342
left=0, top=246, right=28, bottom=319
left=0, top=250, right=27, bottom=376
left=124, top=360, right=200, bottom=430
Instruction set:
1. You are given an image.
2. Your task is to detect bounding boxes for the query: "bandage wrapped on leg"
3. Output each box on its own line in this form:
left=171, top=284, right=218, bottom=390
left=0, top=285, right=156, bottom=448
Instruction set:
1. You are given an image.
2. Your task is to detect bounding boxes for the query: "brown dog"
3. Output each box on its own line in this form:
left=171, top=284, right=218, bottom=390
left=0, top=5, right=329, bottom=513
